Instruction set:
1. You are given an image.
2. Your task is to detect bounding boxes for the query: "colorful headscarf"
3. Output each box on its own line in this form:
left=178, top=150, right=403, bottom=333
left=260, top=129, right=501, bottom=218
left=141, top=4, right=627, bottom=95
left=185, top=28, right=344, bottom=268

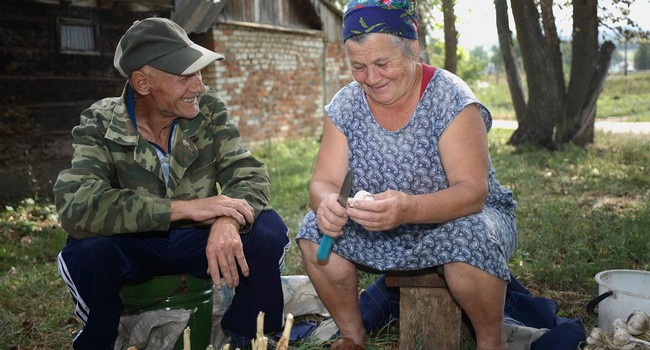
left=342, top=0, right=418, bottom=42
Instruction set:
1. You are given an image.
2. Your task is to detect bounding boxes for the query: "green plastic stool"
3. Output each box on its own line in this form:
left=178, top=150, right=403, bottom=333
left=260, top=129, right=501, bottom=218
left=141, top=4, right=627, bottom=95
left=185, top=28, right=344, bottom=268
left=121, top=275, right=214, bottom=350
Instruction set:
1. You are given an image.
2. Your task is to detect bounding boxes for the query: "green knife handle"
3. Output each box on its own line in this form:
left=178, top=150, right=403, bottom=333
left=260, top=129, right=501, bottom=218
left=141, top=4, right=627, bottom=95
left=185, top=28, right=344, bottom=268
left=317, top=235, right=334, bottom=261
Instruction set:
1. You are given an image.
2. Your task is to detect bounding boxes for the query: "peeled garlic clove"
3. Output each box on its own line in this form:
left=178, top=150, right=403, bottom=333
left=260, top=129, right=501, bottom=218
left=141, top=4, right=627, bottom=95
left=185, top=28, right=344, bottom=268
left=354, top=190, right=374, bottom=201
left=348, top=190, right=374, bottom=208
left=626, top=310, right=650, bottom=336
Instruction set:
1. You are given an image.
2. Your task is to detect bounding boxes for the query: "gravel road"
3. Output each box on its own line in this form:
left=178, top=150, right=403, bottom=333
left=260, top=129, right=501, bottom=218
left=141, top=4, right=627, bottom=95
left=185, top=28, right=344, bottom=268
left=492, top=120, right=650, bottom=135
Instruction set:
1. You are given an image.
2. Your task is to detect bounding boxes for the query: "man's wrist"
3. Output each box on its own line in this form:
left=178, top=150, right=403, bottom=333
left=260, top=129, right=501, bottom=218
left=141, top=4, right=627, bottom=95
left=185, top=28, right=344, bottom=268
left=214, top=216, right=242, bottom=231
left=170, top=200, right=190, bottom=222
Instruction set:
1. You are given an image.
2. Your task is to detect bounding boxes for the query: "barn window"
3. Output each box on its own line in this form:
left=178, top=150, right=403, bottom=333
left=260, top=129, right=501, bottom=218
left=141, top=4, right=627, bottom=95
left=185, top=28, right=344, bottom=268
left=58, top=18, right=98, bottom=54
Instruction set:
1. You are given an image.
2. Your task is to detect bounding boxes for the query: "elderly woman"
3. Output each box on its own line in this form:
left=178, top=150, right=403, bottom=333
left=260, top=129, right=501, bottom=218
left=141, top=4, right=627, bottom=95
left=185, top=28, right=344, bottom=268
left=296, top=1, right=517, bottom=349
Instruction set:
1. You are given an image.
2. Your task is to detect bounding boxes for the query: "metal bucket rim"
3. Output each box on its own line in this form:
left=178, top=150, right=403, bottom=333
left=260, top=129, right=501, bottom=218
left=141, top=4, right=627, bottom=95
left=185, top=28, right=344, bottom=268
left=595, top=269, right=650, bottom=301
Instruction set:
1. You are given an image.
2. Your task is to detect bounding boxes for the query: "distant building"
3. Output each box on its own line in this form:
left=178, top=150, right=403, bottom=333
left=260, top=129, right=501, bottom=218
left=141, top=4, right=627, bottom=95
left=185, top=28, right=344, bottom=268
left=608, top=60, right=635, bottom=74
left=0, top=0, right=349, bottom=203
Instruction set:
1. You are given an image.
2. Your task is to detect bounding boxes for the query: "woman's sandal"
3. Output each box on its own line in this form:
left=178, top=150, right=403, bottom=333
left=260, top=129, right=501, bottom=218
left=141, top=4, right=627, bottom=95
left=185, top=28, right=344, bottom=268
left=330, top=337, right=365, bottom=350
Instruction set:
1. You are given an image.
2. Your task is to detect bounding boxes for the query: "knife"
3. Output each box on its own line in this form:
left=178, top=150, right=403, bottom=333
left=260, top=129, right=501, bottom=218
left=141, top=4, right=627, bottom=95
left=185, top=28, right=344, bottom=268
left=317, top=169, right=354, bottom=262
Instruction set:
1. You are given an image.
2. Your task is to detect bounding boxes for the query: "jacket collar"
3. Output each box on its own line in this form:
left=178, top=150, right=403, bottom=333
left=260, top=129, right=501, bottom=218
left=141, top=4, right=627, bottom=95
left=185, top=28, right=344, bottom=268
left=102, top=82, right=208, bottom=193
left=104, top=82, right=209, bottom=146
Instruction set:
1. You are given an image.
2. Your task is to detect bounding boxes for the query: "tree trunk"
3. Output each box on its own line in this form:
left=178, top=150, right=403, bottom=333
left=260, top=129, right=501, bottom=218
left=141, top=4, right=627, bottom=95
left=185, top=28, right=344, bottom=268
left=442, top=0, right=458, bottom=73
left=417, top=2, right=429, bottom=63
left=572, top=41, right=615, bottom=144
left=496, top=0, right=617, bottom=149
left=494, top=0, right=526, bottom=122
left=508, top=0, right=558, bottom=148
left=558, top=0, right=600, bottom=144
left=540, top=0, right=566, bottom=128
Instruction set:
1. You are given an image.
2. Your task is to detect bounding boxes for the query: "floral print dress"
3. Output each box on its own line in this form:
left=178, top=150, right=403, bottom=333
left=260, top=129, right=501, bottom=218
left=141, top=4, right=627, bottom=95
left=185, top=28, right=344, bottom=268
left=296, top=68, right=517, bottom=281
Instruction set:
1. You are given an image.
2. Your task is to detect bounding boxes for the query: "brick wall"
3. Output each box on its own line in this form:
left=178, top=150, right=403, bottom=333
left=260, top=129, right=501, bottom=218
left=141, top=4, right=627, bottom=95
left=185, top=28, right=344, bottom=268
left=325, top=41, right=351, bottom=106
left=202, top=23, right=351, bottom=147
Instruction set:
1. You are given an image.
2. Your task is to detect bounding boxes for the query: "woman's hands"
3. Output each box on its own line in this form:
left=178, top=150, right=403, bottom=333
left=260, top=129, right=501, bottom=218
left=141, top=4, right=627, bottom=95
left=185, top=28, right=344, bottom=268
left=347, top=189, right=411, bottom=231
left=316, top=193, right=349, bottom=238
left=316, top=189, right=413, bottom=234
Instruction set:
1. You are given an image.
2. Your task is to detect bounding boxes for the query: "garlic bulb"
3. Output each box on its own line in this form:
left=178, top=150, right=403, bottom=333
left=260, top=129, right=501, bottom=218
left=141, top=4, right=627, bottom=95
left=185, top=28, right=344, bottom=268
left=348, top=190, right=374, bottom=208
left=586, top=327, right=606, bottom=345
left=620, top=344, right=637, bottom=350
left=612, top=319, right=631, bottom=346
left=626, top=310, right=650, bottom=336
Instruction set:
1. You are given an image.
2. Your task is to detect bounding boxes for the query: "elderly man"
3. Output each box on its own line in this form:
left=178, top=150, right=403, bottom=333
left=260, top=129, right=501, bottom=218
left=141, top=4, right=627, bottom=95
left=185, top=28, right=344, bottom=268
left=54, top=17, right=290, bottom=350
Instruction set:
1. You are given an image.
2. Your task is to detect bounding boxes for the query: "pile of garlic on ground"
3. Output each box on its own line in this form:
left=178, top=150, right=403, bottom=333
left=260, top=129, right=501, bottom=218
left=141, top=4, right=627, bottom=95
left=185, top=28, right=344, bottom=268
left=585, top=310, right=650, bottom=350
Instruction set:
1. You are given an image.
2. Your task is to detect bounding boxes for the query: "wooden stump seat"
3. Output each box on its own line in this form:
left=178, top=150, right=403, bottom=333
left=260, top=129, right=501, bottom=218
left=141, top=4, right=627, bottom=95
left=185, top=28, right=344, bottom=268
left=385, top=267, right=462, bottom=350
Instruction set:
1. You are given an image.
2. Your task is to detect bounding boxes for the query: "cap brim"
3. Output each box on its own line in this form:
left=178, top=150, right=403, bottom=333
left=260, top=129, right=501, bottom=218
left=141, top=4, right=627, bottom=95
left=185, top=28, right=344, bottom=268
left=148, top=43, right=224, bottom=76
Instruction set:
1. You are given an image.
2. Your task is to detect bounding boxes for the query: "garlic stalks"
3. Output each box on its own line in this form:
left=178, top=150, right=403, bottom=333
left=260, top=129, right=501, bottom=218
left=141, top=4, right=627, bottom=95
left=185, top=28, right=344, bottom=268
left=251, top=312, right=266, bottom=350
left=276, top=313, right=294, bottom=350
left=183, top=327, right=191, bottom=350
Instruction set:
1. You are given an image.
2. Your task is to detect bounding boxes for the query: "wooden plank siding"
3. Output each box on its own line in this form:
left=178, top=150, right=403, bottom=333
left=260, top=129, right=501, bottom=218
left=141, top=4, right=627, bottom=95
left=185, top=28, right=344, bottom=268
left=316, top=0, right=344, bottom=42
left=221, top=0, right=321, bottom=31
left=0, top=0, right=170, bottom=203
left=0, top=0, right=347, bottom=203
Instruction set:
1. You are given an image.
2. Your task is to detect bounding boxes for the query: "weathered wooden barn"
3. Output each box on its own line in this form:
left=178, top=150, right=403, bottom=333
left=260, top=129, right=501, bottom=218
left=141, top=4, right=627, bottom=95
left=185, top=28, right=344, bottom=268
left=0, top=0, right=348, bottom=203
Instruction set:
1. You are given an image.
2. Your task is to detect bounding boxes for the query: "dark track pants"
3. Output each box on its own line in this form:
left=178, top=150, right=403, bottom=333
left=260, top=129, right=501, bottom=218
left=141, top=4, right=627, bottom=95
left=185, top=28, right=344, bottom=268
left=57, top=210, right=290, bottom=350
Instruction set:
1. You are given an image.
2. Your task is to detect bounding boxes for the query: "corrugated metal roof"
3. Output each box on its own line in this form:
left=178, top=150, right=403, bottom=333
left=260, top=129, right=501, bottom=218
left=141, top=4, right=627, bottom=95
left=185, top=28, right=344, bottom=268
left=172, top=0, right=227, bottom=34
left=115, top=0, right=175, bottom=10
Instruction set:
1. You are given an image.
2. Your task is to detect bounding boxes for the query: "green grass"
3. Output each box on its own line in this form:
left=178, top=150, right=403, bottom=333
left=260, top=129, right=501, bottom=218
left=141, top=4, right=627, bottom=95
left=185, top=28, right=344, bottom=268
left=490, top=130, right=650, bottom=291
left=255, top=138, right=319, bottom=276
left=1, top=131, right=649, bottom=349
left=2, top=71, right=650, bottom=348
left=598, top=71, right=650, bottom=121
left=473, top=70, right=650, bottom=122
left=0, top=200, right=73, bottom=349
left=472, top=76, right=518, bottom=120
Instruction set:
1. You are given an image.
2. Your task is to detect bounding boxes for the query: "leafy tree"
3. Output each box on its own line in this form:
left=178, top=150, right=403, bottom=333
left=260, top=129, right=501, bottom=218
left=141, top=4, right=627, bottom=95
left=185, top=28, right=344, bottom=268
left=470, top=46, right=489, bottom=62
left=427, top=40, right=487, bottom=84
left=427, top=38, right=446, bottom=67
left=461, top=47, right=489, bottom=83
left=489, top=45, right=505, bottom=83
left=495, top=0, right=645, bottom=149
left=635, top=41, right=650, bottom=70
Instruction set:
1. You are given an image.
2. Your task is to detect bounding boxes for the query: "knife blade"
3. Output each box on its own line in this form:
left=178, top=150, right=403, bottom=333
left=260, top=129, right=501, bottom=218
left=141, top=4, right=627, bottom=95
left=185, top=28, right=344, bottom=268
left=317, top=169, right=354, bottom=262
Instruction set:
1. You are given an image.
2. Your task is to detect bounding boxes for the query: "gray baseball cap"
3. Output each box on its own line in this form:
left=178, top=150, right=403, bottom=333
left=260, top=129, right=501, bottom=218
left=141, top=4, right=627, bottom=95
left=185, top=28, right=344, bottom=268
left=114, top=17, right=224, bottom=78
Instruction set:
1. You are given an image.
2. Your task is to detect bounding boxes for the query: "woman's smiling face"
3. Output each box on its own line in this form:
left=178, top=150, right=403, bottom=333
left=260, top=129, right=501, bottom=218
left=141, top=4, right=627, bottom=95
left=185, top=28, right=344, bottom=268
left=345, top=33, right=419, bottom=107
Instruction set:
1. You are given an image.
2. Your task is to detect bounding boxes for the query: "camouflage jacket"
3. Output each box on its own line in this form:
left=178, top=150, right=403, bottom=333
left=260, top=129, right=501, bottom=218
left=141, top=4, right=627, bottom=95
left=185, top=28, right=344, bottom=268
left=54, top=83, right=270, bottom=239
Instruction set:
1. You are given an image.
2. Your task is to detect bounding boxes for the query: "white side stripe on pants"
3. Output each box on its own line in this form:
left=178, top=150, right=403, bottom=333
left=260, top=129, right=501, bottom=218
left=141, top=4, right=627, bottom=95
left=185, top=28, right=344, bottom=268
left=278, top=228, right=291, bottom=272
left=57, top=252, right=90, bottom=325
